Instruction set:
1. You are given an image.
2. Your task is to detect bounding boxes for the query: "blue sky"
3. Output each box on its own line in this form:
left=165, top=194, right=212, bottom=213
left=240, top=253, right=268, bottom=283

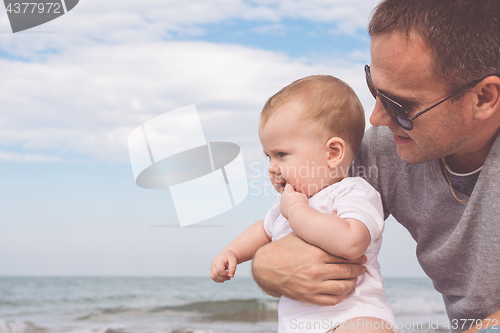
left=188, top=19, right=370, bottom=56
left=0, top=0, right=426, bottom=277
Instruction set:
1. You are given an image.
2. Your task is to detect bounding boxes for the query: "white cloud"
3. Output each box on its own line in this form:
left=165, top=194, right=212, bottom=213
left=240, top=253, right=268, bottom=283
left=72, top=0, right=378, bottom=31
left=265, top=0, right=374, bottom=27
left=0, top=0, right=377, bottom=162
left=0, top=150, right=62, bottom=162
left=0, top=0, right=379, bottom=54
left=0, top=39, right=372, bottom=162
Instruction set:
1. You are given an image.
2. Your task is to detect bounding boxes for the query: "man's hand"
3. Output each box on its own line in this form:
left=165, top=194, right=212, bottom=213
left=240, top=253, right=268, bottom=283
left=251, top=232, right=366, bottom=305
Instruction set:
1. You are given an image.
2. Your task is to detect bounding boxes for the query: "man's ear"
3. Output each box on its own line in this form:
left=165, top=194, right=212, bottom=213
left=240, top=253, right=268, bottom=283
left=326, top=137, right=345, bottom=168
left=473, top=76, right=500, bottom=120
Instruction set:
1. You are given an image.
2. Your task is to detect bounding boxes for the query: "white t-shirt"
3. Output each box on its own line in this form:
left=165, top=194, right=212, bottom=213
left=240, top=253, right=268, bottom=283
left=263, top=177, right=397, bottom=333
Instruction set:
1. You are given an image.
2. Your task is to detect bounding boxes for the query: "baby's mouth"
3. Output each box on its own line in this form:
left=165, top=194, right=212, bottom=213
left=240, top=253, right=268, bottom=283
left=278, top=181, right=286, bottom=191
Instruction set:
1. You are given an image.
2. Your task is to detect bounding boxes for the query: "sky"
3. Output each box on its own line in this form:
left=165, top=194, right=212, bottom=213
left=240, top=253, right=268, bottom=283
left=0, top=0, right=427, bottom=278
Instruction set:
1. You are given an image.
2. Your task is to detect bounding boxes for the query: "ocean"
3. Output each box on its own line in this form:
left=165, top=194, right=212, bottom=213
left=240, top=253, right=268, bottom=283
left=0, top=276, right=449, bottom=333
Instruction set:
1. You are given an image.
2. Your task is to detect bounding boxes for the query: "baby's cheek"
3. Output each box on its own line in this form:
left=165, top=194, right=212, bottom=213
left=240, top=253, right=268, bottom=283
left=268, top=173, right=275, bottom=183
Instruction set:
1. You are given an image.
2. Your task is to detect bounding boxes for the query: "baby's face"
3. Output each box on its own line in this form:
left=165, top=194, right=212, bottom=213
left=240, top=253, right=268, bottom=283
left=259, top=103, right=335, bottom=197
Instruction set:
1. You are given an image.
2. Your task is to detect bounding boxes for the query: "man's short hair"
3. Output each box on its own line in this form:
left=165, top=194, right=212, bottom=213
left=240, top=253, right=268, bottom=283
left=369, top=0, right=500, bottom=90
left=261, top=75, right=365, bottom=156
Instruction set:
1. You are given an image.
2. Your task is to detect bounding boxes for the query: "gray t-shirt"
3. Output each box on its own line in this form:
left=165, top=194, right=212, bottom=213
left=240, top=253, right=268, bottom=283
left=352, top=126, right=500, bottom=332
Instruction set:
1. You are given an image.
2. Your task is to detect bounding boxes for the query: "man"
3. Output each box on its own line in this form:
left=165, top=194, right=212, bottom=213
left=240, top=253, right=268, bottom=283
left=251, top=0, right=500, bottom=332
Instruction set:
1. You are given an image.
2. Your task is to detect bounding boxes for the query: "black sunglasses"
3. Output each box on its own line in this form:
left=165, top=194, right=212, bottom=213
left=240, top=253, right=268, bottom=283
left=364, top=65, right=490, bottom=130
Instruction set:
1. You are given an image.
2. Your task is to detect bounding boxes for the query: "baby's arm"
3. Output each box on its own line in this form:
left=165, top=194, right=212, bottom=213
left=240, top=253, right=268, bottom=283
left=280, top=184, right=371, bottom=260
left=210, top=219, right=271, bottom=282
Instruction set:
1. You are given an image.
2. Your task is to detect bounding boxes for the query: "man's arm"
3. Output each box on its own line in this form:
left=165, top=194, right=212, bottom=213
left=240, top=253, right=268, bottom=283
left=251, top=232, right=366, bottom=305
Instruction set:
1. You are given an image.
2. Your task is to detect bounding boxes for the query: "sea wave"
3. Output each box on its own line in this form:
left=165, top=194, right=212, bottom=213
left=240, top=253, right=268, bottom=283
left=390, top=295, right=447, bottom=316
left=0, top=320, right=220, bottom=333
left=0, top=320, right=47, bottom=333
left=152, top=298, right=278, bottom=313
left=0, top=277, right=448, bottom=333
left=75, top=298, right=278, bottom=323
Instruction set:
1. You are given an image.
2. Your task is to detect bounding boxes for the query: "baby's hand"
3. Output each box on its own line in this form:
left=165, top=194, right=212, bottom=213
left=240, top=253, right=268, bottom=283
left=280, top=183, right=308, bottom=220
left=210, top=250, right=238, bottom=283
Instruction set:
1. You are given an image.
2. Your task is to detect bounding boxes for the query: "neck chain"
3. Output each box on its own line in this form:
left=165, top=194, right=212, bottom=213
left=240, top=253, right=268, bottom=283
left=441, top=157, right=469, bottom=203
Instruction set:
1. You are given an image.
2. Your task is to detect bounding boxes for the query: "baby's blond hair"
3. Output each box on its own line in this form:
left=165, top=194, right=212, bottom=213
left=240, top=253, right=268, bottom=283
left=260, top=75, right=365, bottom=156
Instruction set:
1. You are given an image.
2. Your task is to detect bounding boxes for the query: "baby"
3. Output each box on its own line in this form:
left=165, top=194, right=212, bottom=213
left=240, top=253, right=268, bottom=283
left=210, top=75, right=396, bottom=333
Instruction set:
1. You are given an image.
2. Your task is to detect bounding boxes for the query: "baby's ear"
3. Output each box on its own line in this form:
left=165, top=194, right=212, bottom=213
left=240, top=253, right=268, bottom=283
left=326, top=137, right=345, bottom=168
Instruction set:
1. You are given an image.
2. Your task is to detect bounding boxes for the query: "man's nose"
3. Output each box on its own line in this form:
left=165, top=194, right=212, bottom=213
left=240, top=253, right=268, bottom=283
left=370, top=98, right=395, bottom=128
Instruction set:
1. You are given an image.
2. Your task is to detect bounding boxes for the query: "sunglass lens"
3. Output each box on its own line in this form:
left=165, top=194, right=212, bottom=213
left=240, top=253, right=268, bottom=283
left=365, top=65, right=413, bottom=130
left=366, top=78, right=377, bottom=99
left=380, top=98, right=413, bottom=130
left=397, top=116, right=413, bottom=130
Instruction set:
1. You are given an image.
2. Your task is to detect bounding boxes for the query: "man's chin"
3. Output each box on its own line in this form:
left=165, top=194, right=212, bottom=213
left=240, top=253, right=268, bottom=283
left=396, top=147, right=436, bottom=165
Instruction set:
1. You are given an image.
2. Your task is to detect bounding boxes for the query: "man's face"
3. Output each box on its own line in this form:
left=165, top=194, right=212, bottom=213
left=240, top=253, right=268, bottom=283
left=369, top=31, right=475, bottom=164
